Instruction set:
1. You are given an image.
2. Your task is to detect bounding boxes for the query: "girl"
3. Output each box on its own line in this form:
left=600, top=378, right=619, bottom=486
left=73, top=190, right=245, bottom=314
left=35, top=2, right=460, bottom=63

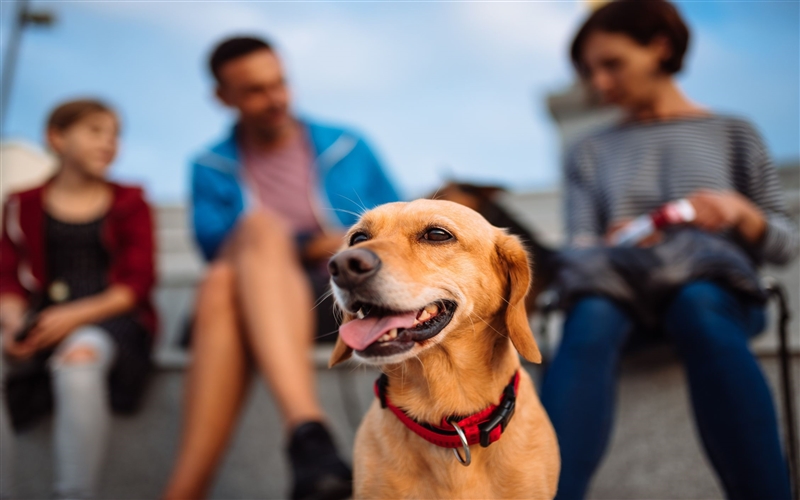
left=0, top=99, right=156, bottom=499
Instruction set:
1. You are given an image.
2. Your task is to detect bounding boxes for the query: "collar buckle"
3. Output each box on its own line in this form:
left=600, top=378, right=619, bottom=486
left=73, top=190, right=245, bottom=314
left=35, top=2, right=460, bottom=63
left=478, top=383, right=517, bottom=447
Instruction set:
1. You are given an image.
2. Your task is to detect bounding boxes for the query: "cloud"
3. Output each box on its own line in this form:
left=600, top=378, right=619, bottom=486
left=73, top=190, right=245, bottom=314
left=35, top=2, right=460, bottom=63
left=455, top=1, right=583, bottom=68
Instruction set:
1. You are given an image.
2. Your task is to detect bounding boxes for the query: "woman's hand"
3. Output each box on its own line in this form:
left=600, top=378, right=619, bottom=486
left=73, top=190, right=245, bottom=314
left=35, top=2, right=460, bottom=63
left=686, top=190, right=766, bottom=244
left=27, top=304, right=88, bottom=350
left=605, top=218, right=663, bottom=247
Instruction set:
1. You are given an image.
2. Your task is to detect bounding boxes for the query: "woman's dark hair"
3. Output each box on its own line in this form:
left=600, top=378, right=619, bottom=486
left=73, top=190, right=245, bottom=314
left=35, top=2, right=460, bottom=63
left=46, top=99, right=116, bottom=132
left=209, top=36, right=274, bottom=83
left=570, top=0, right=690, bottom=77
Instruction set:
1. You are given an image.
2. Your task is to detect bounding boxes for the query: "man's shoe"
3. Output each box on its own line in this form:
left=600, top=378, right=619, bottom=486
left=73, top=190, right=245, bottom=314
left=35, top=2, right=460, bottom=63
left=288, top=421, right=353, bottom=500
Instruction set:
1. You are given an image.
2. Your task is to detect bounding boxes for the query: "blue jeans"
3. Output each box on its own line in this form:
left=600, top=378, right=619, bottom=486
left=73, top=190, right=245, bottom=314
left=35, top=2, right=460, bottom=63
left=540, top=281, right=791, bottom=500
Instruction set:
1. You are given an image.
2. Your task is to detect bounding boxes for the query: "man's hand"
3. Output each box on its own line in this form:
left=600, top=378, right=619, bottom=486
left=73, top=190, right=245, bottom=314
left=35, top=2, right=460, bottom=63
left=686, top=190, right=766, bottom=244
left=26, top=304, right=87, bottom=351
left=303, top=232, right=347, bottom=263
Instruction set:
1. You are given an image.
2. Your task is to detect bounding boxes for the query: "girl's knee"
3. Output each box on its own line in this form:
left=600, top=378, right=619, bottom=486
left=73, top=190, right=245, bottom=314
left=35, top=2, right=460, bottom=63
left=59, top=345, right=99, bottom=365
left=52, top=326, right=115, bottom=370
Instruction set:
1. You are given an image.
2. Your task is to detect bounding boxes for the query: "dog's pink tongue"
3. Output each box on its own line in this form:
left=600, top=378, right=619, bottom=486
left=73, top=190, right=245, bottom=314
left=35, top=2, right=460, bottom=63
left=339, top=312, right=417, bottom=351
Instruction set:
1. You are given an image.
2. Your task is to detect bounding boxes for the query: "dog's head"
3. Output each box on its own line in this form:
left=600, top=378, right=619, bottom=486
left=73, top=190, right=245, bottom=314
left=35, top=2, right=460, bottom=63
left=328, top=199, right=541, bottom=367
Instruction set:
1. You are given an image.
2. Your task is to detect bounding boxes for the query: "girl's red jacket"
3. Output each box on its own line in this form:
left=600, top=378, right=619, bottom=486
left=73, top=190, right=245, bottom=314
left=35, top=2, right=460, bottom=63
left=0, top=181, right=157, bottom=334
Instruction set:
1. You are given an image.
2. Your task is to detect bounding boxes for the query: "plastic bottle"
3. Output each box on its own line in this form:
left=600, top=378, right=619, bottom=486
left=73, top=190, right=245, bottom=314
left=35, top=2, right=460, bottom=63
left=610, top=198, right=696, bottom=247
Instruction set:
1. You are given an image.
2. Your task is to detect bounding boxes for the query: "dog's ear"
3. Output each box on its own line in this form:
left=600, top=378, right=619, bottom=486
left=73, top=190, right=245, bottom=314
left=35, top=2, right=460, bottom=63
left=328, top=336, right=353, bottom=367
left=328, top=309, right=354, bottom=368
left=495, top=232, right=542, bottom=364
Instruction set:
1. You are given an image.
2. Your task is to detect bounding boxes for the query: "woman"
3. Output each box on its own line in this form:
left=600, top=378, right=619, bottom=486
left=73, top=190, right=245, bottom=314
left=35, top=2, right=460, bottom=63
left=0, top=99, right=156, bottom=499
left=540, top=1, right=798, bottom=499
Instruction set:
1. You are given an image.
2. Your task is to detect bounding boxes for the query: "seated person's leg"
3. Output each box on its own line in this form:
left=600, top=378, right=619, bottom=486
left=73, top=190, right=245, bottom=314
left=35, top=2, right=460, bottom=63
left=225, top=211, right=323, bottom=426
left=224, top=210, right=350, bottom=500
left=0, top=356, right=14, bottom=500
left=164, top=261, right=251, bottom=500
left=540, top=296, right=634, bottom=500
left=663, top=280, right=791, bottom=500
left=48, top=325, right=115, bottom=500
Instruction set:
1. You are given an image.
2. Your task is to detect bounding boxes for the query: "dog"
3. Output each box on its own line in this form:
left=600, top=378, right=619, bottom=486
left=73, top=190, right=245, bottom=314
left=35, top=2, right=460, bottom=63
left=327, top=199, right=559, bottom=499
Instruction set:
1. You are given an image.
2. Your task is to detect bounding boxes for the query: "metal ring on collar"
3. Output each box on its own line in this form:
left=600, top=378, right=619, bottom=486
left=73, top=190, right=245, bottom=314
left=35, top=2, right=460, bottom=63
left=447, top=418, right=471, bottom=466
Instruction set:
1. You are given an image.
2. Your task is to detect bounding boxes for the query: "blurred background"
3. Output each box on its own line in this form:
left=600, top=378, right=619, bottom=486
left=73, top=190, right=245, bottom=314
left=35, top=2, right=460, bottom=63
left=1, top=0, right=798, bottom=200
left=1, top=1, right=798, bottom=499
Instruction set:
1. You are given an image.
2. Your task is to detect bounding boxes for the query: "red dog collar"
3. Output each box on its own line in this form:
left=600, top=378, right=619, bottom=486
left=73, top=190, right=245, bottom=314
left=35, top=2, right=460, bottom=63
left=374, top=371, right=520, bottom=449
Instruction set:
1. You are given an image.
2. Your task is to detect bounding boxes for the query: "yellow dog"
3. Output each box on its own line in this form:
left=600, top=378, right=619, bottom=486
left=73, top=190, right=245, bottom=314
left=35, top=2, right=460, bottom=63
left=328, top=199, right=559, bottom=499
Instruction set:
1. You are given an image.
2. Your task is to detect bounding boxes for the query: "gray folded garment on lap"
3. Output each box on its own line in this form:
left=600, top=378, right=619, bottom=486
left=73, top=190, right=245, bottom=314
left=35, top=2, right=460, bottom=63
left=554, top=228, right=765, bottom=327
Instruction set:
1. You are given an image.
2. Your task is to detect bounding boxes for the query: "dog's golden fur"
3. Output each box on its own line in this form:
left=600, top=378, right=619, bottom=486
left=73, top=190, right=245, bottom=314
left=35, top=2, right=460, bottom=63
left=329, top=200, right=560, bottom=499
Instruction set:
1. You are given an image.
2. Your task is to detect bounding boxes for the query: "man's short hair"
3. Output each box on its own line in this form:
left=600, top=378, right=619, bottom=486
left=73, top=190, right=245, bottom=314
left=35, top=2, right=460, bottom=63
left=209, top=36, right=274, bottom=83
left=571, top=0, right=690, bottom=78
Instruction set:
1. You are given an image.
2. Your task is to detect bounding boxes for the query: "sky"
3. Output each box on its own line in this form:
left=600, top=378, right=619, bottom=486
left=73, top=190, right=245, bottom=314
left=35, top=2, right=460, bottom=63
left=1, top=0, right=798, bottom=203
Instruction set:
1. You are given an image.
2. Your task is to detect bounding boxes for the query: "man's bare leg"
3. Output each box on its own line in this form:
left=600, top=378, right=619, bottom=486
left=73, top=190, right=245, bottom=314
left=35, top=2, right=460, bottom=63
left=163, top=263, right=252, bottom=500
left=164, top=212, right=346, bottom=500
left=228, top=211, right=323, bottom=428
left=228, top=211, right=350, bottom=500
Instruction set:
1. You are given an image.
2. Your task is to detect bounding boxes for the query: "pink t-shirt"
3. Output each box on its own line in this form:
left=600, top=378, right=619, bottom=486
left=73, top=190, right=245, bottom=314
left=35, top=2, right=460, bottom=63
left=241, top=131, right=322, bottom=234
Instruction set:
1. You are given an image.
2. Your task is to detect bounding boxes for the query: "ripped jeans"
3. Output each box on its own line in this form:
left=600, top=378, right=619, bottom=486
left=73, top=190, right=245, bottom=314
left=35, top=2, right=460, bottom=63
left=0, top=325, right=116, bottom=500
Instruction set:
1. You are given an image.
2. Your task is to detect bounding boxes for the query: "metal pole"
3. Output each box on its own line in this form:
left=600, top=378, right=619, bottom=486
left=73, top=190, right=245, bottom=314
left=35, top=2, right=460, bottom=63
left=0, top=0, right=30, bottom=136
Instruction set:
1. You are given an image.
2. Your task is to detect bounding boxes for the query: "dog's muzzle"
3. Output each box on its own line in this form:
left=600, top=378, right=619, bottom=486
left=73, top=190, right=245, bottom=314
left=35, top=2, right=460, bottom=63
left=328, top=248, right=381, bottom=290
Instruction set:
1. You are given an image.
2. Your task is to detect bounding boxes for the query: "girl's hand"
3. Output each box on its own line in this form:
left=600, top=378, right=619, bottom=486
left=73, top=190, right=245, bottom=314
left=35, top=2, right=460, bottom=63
left=0, top=294, right=27, bottom=335
left=2, top=329, right=38, bottom=359
left=686, top=190, right=766, bottom=243
left=27, top=305, right=87, bottom=350
left=0, top=309, right=25, bottom=339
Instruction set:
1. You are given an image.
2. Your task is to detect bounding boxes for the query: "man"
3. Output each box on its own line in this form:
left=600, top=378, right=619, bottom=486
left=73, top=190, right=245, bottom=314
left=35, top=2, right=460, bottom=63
left=163, top=37, right=400, bottom=500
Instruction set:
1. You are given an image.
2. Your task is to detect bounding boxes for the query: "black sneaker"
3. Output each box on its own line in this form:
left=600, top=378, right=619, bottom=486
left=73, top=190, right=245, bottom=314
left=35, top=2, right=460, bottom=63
left=288, top=421, right=353, bottom=500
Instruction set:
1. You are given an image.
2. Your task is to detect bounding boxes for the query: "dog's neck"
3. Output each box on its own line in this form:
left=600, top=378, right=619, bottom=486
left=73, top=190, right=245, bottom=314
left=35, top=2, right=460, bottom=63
left=382, top=318, right=520, bottom=424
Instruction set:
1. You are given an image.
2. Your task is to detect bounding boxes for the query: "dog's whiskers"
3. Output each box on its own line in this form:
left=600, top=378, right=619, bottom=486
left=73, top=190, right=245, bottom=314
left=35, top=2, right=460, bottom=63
left=470, top=312, right=510, bottom=339
left=314, top=328, right=341, bottom=341
left=311, top=289, right=335, bottom=310
left=323, top=206, right=364, bottom=220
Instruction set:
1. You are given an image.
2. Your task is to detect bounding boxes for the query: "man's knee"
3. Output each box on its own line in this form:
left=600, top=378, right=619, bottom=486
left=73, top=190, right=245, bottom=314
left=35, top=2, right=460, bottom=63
left=197, top=261, right=236, bottom=308
left=234, top=210, right=294, bottom=252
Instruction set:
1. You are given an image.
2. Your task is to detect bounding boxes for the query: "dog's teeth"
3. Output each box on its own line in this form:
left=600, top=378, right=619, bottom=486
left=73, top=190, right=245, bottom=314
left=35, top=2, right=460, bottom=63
left=379, top=334, right=390, bottom=342
left=388, top=328, right=398, bottom=339
left=424, top=304, right=439, bottom=316
left=417, top=310, right=431, bottom=322
left=356, top=309, right=365, bottom=319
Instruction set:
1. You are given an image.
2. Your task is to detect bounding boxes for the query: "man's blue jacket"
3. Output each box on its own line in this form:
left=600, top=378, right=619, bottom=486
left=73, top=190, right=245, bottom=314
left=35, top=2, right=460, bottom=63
left=190, top=119, right=401, bottom=261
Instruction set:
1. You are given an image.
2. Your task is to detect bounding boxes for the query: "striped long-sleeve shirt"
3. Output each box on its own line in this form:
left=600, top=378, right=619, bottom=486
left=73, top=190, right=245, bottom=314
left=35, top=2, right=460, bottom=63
left=564, top=115, right=799, bottom=265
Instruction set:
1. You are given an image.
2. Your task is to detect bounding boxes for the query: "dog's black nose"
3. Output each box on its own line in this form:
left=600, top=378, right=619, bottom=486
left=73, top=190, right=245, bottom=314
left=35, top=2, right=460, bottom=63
left=328, top=248, right=381, bottom=289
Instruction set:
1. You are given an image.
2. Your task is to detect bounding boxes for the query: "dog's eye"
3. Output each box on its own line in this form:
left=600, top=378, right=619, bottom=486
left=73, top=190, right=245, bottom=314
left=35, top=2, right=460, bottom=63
left=423, top=228, right=453, bottom=242
left=349, top=232, right=369, bottom=245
